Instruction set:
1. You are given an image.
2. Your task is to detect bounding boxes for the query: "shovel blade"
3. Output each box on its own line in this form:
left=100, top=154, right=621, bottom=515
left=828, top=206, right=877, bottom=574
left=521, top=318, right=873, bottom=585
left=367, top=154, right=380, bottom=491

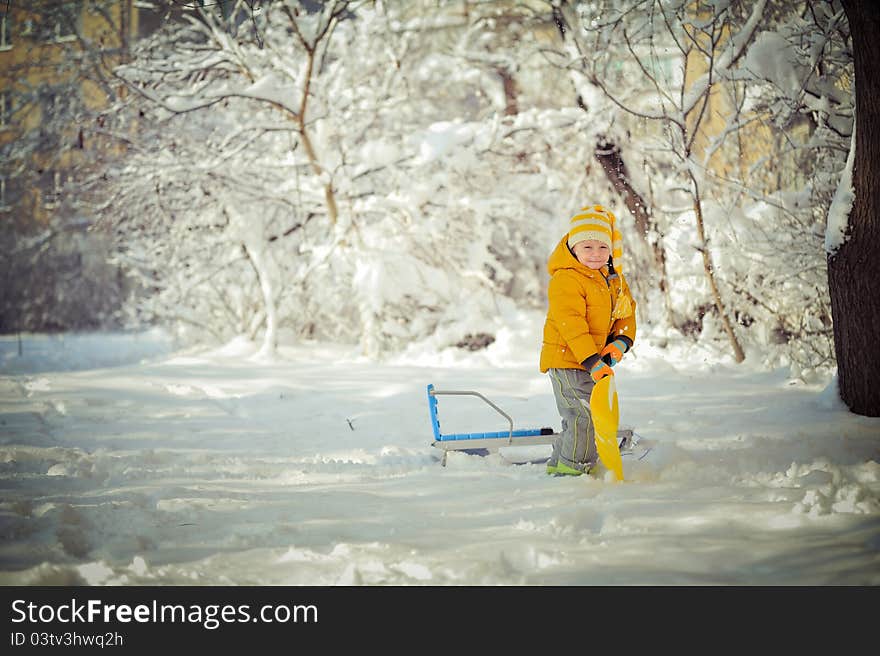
left=590, top=375, right=623, bottom=481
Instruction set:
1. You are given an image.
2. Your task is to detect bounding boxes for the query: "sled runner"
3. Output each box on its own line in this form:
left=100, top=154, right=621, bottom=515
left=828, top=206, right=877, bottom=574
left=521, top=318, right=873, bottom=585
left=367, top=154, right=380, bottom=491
left=427, top=383, right=641, bottom=467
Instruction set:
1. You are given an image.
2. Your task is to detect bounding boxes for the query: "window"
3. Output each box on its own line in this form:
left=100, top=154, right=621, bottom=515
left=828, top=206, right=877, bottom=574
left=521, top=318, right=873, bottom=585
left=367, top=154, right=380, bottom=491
left=0, top=10, right=11, bottom=49
left=39, top=84, right=80, bottom=129
left=0, top=91, right=11, bottom=129
left=35, top=1, right=79, bottom=43
left=43, top=171, right=64, bottom=209
left=0, top=177, right=10, bottom=211
left=42, top=89, right=59, bottom=120
left=53, top=2, right=79, bottom=41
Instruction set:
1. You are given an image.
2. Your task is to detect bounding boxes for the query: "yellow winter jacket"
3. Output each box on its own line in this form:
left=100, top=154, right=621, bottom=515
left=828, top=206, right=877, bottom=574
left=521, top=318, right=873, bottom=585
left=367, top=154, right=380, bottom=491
left=539, top=236, right=637, bottom=373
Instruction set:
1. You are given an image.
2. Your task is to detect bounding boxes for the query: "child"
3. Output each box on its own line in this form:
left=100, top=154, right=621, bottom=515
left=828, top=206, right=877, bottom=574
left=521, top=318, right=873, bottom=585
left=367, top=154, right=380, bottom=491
left=540, top=205, right=637, bottom=476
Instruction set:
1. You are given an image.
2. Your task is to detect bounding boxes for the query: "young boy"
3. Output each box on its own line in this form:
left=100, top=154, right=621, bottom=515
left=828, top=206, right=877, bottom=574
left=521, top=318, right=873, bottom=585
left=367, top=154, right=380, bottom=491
left=539, top=205, right=637, bottom=476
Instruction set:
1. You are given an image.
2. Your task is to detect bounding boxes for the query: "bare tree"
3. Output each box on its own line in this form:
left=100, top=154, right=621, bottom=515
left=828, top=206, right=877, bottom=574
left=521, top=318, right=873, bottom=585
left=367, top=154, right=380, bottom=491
left=95, top=0, right=357, bottom=355
left=548, top=0, right=851, bottom=372
left=593, top=137, right=673, bottom=324
left=580, top=0, right=772, bottom=361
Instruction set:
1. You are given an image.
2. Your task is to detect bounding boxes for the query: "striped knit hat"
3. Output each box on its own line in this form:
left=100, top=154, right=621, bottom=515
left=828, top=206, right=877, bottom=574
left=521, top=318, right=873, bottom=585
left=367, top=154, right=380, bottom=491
left=567, top=204, right=623, bottom=269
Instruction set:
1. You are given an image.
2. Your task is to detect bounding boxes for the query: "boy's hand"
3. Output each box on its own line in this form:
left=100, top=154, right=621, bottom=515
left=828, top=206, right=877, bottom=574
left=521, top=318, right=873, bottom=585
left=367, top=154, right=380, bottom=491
left=589, top=360, right=613, bottom=383
left=600, top=338, right=630, bottom=367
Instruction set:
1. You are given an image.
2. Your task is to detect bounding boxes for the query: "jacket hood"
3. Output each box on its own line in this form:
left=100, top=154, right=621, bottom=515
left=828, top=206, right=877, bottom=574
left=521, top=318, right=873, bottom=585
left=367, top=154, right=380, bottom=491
left=547, top=235, right=604, bottom=278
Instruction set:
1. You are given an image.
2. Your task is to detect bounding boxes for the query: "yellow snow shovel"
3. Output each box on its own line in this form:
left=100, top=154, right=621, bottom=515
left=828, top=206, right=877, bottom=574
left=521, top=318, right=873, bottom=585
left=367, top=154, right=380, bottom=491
left=590, top=375, right=623, bottom=481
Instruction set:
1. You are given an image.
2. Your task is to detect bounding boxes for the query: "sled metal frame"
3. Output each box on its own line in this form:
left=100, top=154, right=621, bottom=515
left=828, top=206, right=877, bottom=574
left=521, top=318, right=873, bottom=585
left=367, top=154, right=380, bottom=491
left=427, top=383, right=633, bottom=466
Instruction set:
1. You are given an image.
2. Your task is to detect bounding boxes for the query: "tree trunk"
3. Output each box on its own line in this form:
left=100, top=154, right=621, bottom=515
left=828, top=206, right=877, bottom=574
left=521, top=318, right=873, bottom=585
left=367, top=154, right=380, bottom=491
left=295, top=32, right=339, bottom=226
left=298, top=115, right=338, bottom=226
left=241, top=241, right=277, bottom=358
left=830, top=2, right=880, bottom=416
left=594, top=139, right=673, bottom=325
left=691, top=173, right=746, bottom=363
left=497, top=66, right=519, bottom=116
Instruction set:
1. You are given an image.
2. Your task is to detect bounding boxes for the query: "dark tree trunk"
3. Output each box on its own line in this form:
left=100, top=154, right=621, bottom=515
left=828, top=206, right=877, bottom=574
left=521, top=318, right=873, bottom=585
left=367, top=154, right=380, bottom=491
left=497, top=67, right=519, bottom=116
left=831, top=2, right=880, bottom=416
left=594, top=139, right=673, bottom=325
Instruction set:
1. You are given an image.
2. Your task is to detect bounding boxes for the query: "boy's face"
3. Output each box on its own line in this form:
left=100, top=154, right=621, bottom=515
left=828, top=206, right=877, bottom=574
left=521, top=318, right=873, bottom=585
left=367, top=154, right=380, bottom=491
left=571, top=239, right=610, bottom=270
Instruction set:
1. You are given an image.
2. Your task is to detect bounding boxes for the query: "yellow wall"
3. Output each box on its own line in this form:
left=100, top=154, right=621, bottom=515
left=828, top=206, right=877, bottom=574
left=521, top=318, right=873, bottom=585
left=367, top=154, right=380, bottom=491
left=681, top=9, right=815, bottom=196
left=0, top=1, right=138, bottom=225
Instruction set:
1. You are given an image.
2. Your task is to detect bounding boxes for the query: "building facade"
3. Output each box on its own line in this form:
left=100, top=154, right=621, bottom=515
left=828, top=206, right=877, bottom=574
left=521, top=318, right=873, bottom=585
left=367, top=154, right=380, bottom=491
left=0, top=1, right=148, bottom=226
left=0, top=1, right=159, bottom=332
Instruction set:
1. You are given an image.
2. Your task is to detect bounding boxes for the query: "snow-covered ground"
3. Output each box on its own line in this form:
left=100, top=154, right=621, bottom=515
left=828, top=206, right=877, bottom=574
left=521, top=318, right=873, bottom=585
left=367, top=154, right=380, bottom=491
left=1, top=321, right=878, bottom=585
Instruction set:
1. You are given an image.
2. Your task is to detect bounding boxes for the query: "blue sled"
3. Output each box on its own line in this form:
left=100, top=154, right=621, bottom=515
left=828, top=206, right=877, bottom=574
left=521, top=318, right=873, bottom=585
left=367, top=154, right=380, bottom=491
left=427, top=383, right=634, bottom=466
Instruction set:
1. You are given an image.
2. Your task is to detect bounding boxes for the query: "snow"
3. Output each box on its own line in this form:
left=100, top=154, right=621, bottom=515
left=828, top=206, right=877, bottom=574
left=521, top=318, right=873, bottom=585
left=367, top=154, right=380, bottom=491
left=826, top=122, right=855, bottom=256
left=410, top=120, right=478, bottom=165
left=1, top=326, right=878, bottom=586
left=743, top=31, right=808, bottom=98
left=0, top=2, right=870, bottom=590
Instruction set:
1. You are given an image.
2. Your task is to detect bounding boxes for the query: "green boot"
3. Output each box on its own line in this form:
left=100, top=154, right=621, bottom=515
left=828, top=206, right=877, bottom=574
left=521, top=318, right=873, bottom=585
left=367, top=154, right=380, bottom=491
left=546, top=461, right=586, bottom=477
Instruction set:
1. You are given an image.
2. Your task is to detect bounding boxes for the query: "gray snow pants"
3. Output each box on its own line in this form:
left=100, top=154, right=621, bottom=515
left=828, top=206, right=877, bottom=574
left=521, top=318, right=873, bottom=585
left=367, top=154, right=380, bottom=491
left=547, top=368, right=597, bottom=472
